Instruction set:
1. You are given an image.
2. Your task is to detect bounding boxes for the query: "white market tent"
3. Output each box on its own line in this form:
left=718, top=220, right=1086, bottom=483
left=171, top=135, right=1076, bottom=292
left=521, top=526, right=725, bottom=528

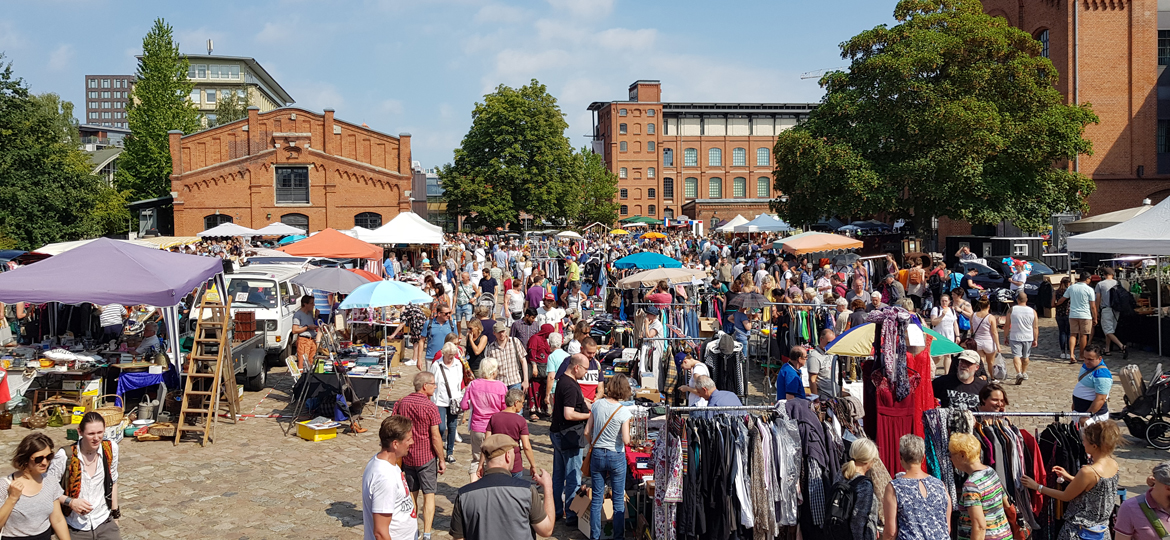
left=197, top=222, right=259, bottom=237
left=364, top=212, right=444, bottom=245
left=31, top=238, right=155, bottom=256
left=1064, top=201, right=1154, bottom=233
left=733, top=213, right=792, bottom=233
left=254, top=222, right=306, bottom=236
left=715, top=214, right=749, bottom=233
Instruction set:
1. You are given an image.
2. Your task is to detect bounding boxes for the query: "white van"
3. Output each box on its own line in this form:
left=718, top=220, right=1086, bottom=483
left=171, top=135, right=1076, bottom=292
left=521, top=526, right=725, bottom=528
left=224, top=264, right=310, bottom=363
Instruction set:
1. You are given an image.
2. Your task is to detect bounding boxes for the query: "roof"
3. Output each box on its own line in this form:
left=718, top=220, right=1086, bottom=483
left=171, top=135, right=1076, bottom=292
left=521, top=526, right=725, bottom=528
left=139, top=53, right=294, bottom=105
left=180, top=106, right=403, bottom=143
left=86, top=147, right=122, bottom=172
left=228, top=264, right=307, bottom=281
left=686, top=198, right=776, bottom=205
left=127, top=195, right=174, bottom=210
left=588, top=101, right=818, bottom=113
left=79, top=124, right=131, bottom=135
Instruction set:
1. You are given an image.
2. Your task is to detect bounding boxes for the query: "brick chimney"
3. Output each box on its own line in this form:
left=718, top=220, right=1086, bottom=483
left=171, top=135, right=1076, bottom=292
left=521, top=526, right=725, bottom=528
left=323, top=108, right=335, bottom=154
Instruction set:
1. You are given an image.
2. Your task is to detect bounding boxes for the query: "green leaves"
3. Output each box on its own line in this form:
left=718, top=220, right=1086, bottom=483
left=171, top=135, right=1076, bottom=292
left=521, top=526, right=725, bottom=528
left=774, top=0, right=1097, bottom=235
left=440, top=80, right=615, bottom=231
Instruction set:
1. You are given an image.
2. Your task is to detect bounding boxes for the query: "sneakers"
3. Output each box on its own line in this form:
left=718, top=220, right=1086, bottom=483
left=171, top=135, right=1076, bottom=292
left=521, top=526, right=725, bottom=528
left=1022, top=372, right=1029, bottom=380
left=403, top=359, right=417, bottom=366
left=455, top=432, right=463, bottom=443
left=1059, top=353, right=1068, bottom=360
left=446, top=454, right=457, bottom=463
left=1015, top=373, right=1024, bottom=385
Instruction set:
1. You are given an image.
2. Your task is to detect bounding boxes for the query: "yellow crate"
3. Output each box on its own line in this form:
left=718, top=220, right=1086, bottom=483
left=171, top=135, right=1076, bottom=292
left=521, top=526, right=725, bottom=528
left=71, top=407, right=86, bottom=423
left=296, top=421, right=338, bottom=442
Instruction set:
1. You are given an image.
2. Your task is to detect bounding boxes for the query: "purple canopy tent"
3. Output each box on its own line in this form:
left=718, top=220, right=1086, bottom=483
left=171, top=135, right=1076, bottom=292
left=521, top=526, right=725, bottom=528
left=0, top=238, right=226, bottom=366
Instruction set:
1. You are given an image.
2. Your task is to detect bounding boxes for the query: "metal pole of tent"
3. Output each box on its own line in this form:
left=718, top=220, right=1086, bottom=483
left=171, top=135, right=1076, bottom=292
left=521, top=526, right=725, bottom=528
left=1160, top=256, right=1163, bottom=357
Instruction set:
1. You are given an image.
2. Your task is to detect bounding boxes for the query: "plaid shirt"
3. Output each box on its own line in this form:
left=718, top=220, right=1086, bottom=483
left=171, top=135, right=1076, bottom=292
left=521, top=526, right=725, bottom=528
left=510, top=319, right=540, bottom=357
left=392, top=392, right=440, bottom=467
left=488, top=337, right=527, bottom=387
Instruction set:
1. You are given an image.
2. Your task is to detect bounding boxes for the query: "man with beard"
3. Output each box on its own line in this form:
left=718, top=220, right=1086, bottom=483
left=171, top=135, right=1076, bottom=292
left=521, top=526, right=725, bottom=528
left=931, top=350, right=987, bottom=411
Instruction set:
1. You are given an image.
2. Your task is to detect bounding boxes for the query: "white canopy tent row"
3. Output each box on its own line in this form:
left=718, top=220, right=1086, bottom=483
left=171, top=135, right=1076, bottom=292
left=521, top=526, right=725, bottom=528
left=733, top=213, right=793, bottom=234
left=715, top=215, right=749, bottom=233
left=1067, top=195, right=1170, bottom=355
left=197, top=222, right=259, bottom=238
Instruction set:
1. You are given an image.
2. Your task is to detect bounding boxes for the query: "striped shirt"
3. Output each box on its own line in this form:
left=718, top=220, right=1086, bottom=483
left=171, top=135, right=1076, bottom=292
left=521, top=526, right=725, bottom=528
left=959, top=467, right=1012, bottom=540
left=391, top=392, right=440, bottom=467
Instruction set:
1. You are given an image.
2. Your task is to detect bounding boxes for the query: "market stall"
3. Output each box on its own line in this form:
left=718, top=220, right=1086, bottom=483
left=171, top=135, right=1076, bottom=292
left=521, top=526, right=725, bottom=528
left=197, top=222, right=259, bottom=237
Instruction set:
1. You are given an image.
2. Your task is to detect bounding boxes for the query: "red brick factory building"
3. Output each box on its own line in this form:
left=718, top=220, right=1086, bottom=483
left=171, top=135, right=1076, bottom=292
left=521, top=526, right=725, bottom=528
left=168, top=106, right=413, bottom=236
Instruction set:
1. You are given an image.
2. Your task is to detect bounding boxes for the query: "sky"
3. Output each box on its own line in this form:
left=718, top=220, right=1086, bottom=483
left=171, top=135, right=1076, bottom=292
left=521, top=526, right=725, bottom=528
left=0, top=0, right=897, bottom=168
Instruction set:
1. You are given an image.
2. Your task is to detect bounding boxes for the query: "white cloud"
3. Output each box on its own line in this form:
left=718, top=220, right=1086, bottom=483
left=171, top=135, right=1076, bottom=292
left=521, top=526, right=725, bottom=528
left=534, top=19, right=591, bottom=45
left=0, top=20, right=26, bottom=51
left=380, top=99, right=404, bottom=115
left=596, top=28, right=656, bottom=51
left=494, top=48, right=574, bottom=78
left=546, top=0, right=613, bottom=19
left=47, top=44, right=73, bottom=72
left=439, top=103, right=456, bottom=120
left=474, top=4, right=528, bottom=24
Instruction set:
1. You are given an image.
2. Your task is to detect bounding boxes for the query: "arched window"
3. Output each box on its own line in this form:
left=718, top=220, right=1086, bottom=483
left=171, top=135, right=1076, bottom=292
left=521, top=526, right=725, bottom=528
left=662, top=178, right=674, bottom=199
left=648, top=167, right=655, bottom=179
left=1036, top=29, right=1049, bottom=58
left=757, top=177, right=770, bottom=198
left=647, top=123, right=655, bottom=135
left=757, top=147, right=770, bottom=166
left=648, top=188, right=656, bottom=199
left=281, top=213, right=309, bottom=231
left=684, top=177, right=698, bottom=199
left=708, top=148, right=722, bottom=167
left=683, top=148, right=697, bottom=167
left=648, top=205, right=656, bottom=215
left=663, top=208, right=674, bottom=220
left=620, top=205, right=628, bottom=215
left=733, top=177, right=747, bottom=198
left=204, top=214, right=232, bottom=230
left=708, top=177, right=722, bottom=198
left=663, top=148, right=673, bottom=166
left=355, top=212, right=382, bottom=229
left=732, top=148, right=746, bottom=167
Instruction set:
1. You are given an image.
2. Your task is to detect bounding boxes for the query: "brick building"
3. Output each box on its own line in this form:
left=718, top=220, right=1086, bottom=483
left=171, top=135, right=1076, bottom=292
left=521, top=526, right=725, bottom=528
left=168, top=106, right=413, bottom=236
left=84, top=75, right=135, bottom=129
left=940, top=0, right=1170, bottom=243
left=589, top=81, right=817, bottom=227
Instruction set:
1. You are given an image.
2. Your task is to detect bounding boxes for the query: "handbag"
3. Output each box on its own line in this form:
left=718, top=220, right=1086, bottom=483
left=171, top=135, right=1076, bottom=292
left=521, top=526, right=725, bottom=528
left=1003, top=497, right=1031, bottom=540
left=962, top=315, right=988, bottom=350
left=438, top=362, right=462, bottom=419
left=581, top=404, right=622, bottom=478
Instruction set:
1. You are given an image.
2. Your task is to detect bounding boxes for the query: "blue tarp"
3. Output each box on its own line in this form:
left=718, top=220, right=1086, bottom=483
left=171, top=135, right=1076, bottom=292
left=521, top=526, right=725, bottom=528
left=612, top=252, right=682, bottom=270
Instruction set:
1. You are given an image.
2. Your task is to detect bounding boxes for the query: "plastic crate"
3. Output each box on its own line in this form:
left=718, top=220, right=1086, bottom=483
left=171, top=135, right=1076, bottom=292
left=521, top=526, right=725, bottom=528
left=297, top=421, right=338, bottom=442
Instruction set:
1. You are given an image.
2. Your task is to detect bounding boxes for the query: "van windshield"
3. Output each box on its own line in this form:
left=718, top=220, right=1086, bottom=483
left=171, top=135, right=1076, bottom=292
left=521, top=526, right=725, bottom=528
left=226, top=278, right=279, bottom=309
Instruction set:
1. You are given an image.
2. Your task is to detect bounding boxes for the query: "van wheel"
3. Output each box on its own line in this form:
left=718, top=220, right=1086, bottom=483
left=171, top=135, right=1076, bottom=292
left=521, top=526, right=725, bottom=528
left=245, top=366, right=267, bottom=392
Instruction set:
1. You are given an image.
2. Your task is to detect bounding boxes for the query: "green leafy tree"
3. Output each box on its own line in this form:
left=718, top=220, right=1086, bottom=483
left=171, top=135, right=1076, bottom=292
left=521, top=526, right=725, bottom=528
left=210, top=90, right=251, bottom=127
left=117, top=18, right=201, bottom=199
left=0, top=56, right=112, bottom=249
left=568, top=147, right=619, bottom=227
left=771, top=0, right=1098, bottom=234
left=439, top=79, right=578, bottom=230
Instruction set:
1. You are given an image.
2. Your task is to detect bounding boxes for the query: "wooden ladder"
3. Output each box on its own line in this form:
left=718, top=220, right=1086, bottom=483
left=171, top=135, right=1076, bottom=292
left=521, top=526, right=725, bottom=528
left=174, top=295, right=240, bottom=446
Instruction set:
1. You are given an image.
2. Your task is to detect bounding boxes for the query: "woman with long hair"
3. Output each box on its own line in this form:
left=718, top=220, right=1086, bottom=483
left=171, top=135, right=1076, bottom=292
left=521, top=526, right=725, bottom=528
left=584, top=375, right=634, bottom=540
left=0, top=433, right=70, bottom=540
left=968, top=297, right=999, bottom=376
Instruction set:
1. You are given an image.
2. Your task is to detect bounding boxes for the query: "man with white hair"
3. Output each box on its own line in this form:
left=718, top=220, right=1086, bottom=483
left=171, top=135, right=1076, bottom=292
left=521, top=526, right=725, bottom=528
left=690, top=375, right=741, bottom=418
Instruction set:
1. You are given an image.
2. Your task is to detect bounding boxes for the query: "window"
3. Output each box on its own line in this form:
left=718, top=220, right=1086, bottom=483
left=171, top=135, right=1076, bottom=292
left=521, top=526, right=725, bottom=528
left=757, top=177, right=770, bottom=198
left=648, top=167, right=655, bottom=178
left=275, top=166, right=310, bottom=204
left=88, top=92, right=97, bottom=99
left=619, top=108, right=627, bottom=116
left=102, top=102, right=110, bottom=109
left=709, top=178, right=722, bottom=198
left=101, top=112, right=111, bottom=119
left=208, top=64, right=239, bottom=79
left=1013, top=243, right=1029, bottom=256
left=732, top=148, right=746, bottom=167
left=708, top=148, right=722, bottom=167
left=757, top=147, right=770, bottom=166
left=620, top=205, right=628, bottom=215
left=663, top=148, right=673, bottom=166
left=1036, top=29, right=1049, bottom=59
left=647, top=141, right=655, bottom=152
left=620, top=167, right=627, bottom=178
left=646, top=122, right=654, bottom=135
left=648, top=188, right=656, bottom=199
left=205, top=90, right=216, bottom=104
left=88, top=79, right=97, bottom=89
left=205, top=113, right=217, bottom=125
left=188, top=64, right=207, bottom=79
left=281, top=213, right=309, bottom=231
left=684, top=177, right=698, bottom=198
left=648, top=205, right=656, bottom=215
left=88, top=112, right=98, bottom=119
left=647, top=109, right=655, bottom=117
left=1159, top=120, right=1170, bottom=153
left=114, top=79, right=121, bottom=88
left=619, top=123, right=627, bottom=134
left=733, top=177, right=747, bottom=198
left=88, top=102, right=96, bottom=109
left=101, top=91, right=110, bottom=99
left=620, top=188, right=628, bottom=199
left=203, top=214, right=233, bottom=229
left=117, top=102, right=125, bottom=109
left=190, top=90, right=200, bottom=103
left=620, top=141, right=627, bottom=152
left=663, top=178, right=674, bottom=199
left=101, top=79, right=110, bottom=88
left=663, top=208, right=674, bottom=220
left=355, top=212, right=382, bottom=228
left=1161, top=30, right=1170, bottom=66
left=684, top=148, right=697, bottom=167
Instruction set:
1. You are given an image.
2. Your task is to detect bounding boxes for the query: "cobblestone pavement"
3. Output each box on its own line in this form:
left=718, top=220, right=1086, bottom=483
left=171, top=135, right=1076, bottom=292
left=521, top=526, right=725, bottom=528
left=0, top=315, right=1164, bottom=539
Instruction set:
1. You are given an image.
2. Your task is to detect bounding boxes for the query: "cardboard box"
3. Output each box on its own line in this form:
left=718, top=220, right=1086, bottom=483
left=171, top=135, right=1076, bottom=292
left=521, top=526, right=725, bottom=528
left=62, top=379, right=101, bottom=395
left=634, top=388, right=661, bottom=403
left=699, top=317, right=718, bottom=338
left=569, top=490, right=628, bottom=539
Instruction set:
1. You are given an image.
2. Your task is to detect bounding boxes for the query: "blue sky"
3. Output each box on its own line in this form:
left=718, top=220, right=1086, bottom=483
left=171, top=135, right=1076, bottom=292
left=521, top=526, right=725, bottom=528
left=0, top=0, right=896, bottom=168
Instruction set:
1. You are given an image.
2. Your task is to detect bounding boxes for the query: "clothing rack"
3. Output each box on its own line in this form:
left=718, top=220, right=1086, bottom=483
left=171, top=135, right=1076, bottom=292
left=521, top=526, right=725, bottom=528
left=631, top=302, right=704, bottom=307
left=765, top=302, right=825, bottom=307
left=969, top=412, right=1091, bottom=418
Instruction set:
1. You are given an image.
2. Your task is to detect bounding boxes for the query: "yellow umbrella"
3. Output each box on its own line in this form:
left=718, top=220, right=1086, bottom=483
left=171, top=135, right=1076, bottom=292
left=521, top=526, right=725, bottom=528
left=610, top=229, right=629, bottom=235
left=642, top=232, right=667, bottom=240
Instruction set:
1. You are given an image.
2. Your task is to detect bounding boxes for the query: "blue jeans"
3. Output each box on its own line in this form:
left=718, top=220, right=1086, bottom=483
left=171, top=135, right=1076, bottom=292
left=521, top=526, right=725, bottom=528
left=437, top=407, right=459, bottom=457
left=550, top=431, right=584, bottom=520
left=733, top=329, right=749, bottom=352
left=1057, top=316, right=1071, bottom=354
left=589, top=448, right=627, bottom=540
left=455, top=303, right=473, bottom=321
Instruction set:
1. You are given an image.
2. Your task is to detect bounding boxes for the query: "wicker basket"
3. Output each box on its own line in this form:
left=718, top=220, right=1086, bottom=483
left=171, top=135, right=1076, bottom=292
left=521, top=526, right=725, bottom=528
left=24, top=409, right=47, bottom=429
left=147, top=422, right=175, bottom=437
left=90, top=394, right=124, bottom=426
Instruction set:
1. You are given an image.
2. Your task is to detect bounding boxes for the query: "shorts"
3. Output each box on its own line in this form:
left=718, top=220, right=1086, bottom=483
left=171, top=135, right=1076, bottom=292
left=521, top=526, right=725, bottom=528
left=975, top=339, right=996, bottom=354
left=1070, top=318, right=1093, bottom=335
left=1101, top=308, right=1118, bottom=335
left=455, top=303, right=473, bottom=322
left=1010, top=340, right=1032, bottom=359
left=403, top=459, right=438, bottom=494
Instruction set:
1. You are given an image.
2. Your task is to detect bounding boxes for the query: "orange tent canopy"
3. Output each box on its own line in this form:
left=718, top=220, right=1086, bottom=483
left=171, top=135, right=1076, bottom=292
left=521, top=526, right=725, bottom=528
left=347, top=268, right=381, bottom=282
left=277, top=228, right=382, bottom=259
left=777, top=232, right=863, bottom=256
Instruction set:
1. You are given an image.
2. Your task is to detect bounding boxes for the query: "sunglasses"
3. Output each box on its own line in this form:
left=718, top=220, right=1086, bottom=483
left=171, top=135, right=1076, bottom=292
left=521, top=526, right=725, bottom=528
left=32, top=453, right=53, bottom=465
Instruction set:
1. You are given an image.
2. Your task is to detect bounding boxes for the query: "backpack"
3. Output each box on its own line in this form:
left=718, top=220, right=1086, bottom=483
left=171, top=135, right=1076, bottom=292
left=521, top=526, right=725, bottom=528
left=825, top=477, right=860, bottom=540
left=908, top=267, right=924, bottom=285
left=1110, top=286, right=1137, bottom=317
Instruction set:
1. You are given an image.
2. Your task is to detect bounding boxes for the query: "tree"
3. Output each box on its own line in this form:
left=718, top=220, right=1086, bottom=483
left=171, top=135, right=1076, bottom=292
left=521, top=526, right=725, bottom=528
left=0, top=56, right=115, bottom=249
left=438, top=79, right=578, bottom=230
left=568, top=147, right=620, bottom=227
left=210, top=90, right=251, bottom=127
left=117, top=18, right=202, bottom=200
left=771, top=0, right=1098, bottom=234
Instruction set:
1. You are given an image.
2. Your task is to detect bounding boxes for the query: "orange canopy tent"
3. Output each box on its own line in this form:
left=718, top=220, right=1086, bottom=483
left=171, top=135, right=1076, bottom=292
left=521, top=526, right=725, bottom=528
left=774, top=232, right=863, bottom=256
left=347, top=268, right=382, bottom=282
left=277, top=228, right=382, bottom=259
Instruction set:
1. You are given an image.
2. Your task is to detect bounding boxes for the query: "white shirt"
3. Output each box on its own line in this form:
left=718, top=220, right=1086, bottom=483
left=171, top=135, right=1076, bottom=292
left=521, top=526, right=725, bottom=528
left=47, top=442, right=119, bottom=531
left=505, top=290, right=526, bottom=313
left=930, top=306, right=957, bottom=341
left=687, top=364, right=711, bottom=407
left=362, top=455, right=417, bottom=540
left=429, top=360, right=464, bottom=407
left=537, top=306, right=565, bottom=327
left=1010, top=270, right=1029, bottom=291
left=135, top=335, right=160, bottom=355
left=1008, top=305, right=1036, bottom=343
left=566, top=339, right=582, bottom=355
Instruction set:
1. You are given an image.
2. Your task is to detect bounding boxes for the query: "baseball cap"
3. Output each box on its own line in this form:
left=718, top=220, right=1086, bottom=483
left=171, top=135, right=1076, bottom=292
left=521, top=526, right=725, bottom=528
left=644, top=305, right=661, bottom=316
left=481, top=434, right=518, bottom=459
left=544, top=292, right=554, bottom=300
left=958, top=350, right=981, bottom=365
left=493, top=320, right=508, bottom=332
left=1153, top=461, right=1170, bottom=485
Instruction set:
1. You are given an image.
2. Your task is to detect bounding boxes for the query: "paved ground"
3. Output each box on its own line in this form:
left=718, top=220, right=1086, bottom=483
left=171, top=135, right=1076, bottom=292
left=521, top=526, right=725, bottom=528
left=0, top=315, right=1165, bottom=539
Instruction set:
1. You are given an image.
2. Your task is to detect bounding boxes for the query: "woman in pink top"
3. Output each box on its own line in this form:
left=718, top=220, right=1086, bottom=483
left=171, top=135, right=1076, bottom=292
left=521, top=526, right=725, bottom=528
left=460, top=356, right=507, bottom=462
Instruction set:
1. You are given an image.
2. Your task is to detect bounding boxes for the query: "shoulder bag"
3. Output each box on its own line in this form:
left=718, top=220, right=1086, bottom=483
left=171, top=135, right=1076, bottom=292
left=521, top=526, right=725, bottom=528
left=962, top=314, right=989, bottom=350
left=581, top=403, right=622, bottom=478
left=438, top=363, right=462, bottom=419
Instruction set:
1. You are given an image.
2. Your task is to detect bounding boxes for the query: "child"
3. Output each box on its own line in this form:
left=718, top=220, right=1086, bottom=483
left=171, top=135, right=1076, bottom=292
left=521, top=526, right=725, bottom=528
left=477, top=388, right=535, bottom=480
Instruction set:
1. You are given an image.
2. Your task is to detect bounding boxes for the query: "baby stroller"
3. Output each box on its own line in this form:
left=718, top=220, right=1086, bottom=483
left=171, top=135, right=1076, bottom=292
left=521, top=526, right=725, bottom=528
left=1114, top=363, right=1170, bottom=449
left=474, top=293, right=497, bottom=318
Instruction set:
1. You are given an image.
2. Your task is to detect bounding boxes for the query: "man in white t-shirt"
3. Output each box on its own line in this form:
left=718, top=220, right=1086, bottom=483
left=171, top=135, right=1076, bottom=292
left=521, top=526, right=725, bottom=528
left=677, top=354, right=711, bottom=407
left=1002, top=290, right=1038, bottom=385
left=363, top=415, right=419, bottom=540
left=1094, top=267, right=1128, bottom=358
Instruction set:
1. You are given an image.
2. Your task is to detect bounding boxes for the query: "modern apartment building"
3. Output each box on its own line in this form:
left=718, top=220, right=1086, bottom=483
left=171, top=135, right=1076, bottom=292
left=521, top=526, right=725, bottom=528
left=83, top=75, right=135, bottom=129
left=588, top=81, right=817, bottom=227
left=175, top=54, right=295, bottom=126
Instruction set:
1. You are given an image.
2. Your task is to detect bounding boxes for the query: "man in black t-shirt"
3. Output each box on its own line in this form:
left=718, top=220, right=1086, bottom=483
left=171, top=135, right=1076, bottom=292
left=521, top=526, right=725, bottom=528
left=549, top=354, right=591, bottom=527
left=932, top=350, right=987, bottom=410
